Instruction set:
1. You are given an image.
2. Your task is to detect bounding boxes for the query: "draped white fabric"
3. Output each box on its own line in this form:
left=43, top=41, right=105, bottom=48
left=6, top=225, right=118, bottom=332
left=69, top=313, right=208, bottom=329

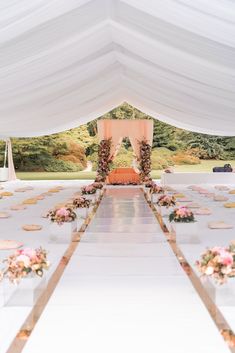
left=0, top=0, right=235, bottom=137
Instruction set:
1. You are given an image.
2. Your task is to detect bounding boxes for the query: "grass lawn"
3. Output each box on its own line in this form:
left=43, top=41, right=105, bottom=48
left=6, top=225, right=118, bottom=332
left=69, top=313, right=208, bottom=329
left=16, top=160, right=234, bottom=180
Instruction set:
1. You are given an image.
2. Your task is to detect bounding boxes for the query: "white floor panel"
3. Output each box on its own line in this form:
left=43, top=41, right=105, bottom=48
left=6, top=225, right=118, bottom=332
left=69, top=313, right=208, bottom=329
left=21, top=187, right=230, bottom=353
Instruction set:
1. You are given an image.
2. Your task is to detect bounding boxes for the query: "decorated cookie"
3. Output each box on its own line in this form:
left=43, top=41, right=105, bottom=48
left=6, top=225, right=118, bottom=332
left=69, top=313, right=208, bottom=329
left=0, top=240, right=23, bottom=250
left=36, top=195, right=45, bottom=200
left=187, top=202, right=201, bottom=209
left=1, top=192, right=13, bottom=196
left=173, top=193, right=185, bottom=198
left=177, top=198, right=192, bottom=202
left=224, top=202, right=235, bottom=208
left=204, top=193, right=215, bottom=198
left=208, top=221, right=233, bottom=229
left=214, top=195, right=229, bottom=201
left=0, top=212, right=10, bottom=218
left=22, top=224, right=42, bottom=231
left=10, top=204, right=27, bottom=211
left=48, top=188, right=60, bottom=193
left=215, top=185, right=229, bottom=191
left=195, top=208, right=212, bottom=215
left=22, top=198, right=37, bottom=205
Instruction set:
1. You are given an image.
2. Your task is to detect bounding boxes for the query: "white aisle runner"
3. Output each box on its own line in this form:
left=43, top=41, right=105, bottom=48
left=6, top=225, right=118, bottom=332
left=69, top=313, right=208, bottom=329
left=22, top=188, right=229, bottom=353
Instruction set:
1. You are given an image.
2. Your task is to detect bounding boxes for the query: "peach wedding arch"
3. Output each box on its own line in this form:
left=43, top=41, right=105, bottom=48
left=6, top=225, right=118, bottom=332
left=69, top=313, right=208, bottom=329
left=97, top=119, right=153, bottom=160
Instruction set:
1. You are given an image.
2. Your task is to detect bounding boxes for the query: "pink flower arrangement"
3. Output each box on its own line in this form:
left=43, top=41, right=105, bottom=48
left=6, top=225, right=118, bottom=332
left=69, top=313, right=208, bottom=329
left=72, top=196, right=91, bottom=209
left=157, top=194, right=176, bottom=208
left=195, top=244, right=235, bottom=284
left=2, top=247, right=50, bottom=284
left=47, top=207, right=76, bottom=225
left=169, top=206, right=195, bottom=223
left=81, top=185, right=96, bottom=195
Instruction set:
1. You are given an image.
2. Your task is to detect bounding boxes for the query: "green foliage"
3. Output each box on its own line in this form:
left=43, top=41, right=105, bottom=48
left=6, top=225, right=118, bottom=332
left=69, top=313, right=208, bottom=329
left=44, top=159, right=83, bottom=172
left=112, top=147, right=133, bottom=168
left=172, top=153, right=200, bottom=165
left=87, top=152, right=98, bottom=171
left=1, top=102, right=235, bottom=173
left=186, top=135, right=225, bottom=159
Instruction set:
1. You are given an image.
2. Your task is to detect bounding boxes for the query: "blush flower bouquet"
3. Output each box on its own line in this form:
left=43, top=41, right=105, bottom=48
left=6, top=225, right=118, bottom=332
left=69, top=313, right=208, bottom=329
left=195, top=244, right=235, bottom=284
left=157, top=194, right=176, bottom=208
left=2, top=247, right=50, bottom=284
left=72, top=196, right=91, bottom=209
left=169, top=206, right=195, bottom=223
left=81, top=185, right=96, bottom=195
left=47, top=207, right=76, bottom=225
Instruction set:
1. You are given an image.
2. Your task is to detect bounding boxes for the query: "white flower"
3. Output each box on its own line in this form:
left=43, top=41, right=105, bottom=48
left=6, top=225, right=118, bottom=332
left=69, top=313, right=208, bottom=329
left=205, top=266, right=214, bottom=275
left=221, top=266, right=232, bottom=275
left=16, top=254, right=30, bottom=267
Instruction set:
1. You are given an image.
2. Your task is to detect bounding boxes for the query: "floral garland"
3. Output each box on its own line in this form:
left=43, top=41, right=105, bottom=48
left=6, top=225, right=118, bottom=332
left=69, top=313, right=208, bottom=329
left=139, top=139, right=152, bottom=181
left=72, top=196, right=91, bottom=209
left=81, top=185, right=96, bottom=195
left=169, top=206, right=195, bottom=223
left=47, top=207, right=76, bottom=225
left=92, top=182, right=104, bottom=190
left=1, top=247, right=50, bottom=284
left=145, top=180, right=155, bottom=188
left=195, top=243, right=235, bottom=284
left=157, top=194, right=176, bottom=208
left=95, top=175, right=106, bottom=183
left=97, top=138, right=112, bottom=178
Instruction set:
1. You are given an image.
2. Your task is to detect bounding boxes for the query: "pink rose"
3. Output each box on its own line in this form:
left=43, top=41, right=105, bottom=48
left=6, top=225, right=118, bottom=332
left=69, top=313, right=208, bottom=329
left=56, top=207, right=69, bottom=217
left=219, top=251, right=233, bottom=266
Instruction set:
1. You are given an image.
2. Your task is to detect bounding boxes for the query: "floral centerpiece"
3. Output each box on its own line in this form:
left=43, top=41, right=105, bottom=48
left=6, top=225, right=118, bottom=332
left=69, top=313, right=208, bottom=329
left=157, top=194, right=176, bottom=208
left=169, top=206, right=195, bottom=223
left=151, top=184, right=165, bottom=194
left=81, top=185, right=96, bottom=195
left=47, top=207, right=76, bottom=225
left=72, top=196, right=91, bottom=208
left=2, top=247, right=50, bottom=284
left=195, top=244, right=235, bottom=284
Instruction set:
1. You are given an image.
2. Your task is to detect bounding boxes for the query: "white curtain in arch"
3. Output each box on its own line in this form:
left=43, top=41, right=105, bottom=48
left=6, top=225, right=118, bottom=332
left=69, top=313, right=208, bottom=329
left=0, top=0, right=234, bottom=137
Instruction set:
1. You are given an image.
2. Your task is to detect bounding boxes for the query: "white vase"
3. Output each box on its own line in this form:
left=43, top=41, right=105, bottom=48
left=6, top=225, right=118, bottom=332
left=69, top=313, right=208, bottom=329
left=157, top=206, right=173, bottom=218
left=0, top=167, right=8, bottom=182
left=203, top=277, right=235, bottom=306
left=50, top=221, right=77, bottom=243
left=96, top=189, right=102, bottom=199
left=171, top=222, right=199, bottom=244
left=151, top=193, right=164, bottom=204
left=3, top=275, right=47, bottom=307
left=145, top=188, right=151, bottom=201
left=75, top=208, right=88, bottom=219
left=83, top=194, right=96, bottom=204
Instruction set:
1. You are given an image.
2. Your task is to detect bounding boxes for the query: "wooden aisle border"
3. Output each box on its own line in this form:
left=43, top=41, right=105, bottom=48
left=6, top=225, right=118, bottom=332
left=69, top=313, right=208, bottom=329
left=6, top=189, right=106, bottom=353
left=142, top=188, right=235, bottom=352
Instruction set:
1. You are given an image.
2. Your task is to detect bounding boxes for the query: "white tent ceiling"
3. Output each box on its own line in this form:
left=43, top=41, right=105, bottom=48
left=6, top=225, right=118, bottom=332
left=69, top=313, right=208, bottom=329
left=0, top=0, right=235, bottom=137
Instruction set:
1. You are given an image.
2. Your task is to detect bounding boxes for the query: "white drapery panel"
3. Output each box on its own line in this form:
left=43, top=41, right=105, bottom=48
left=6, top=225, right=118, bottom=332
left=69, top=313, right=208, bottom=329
left=0, top=0, right=235, bottom=137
